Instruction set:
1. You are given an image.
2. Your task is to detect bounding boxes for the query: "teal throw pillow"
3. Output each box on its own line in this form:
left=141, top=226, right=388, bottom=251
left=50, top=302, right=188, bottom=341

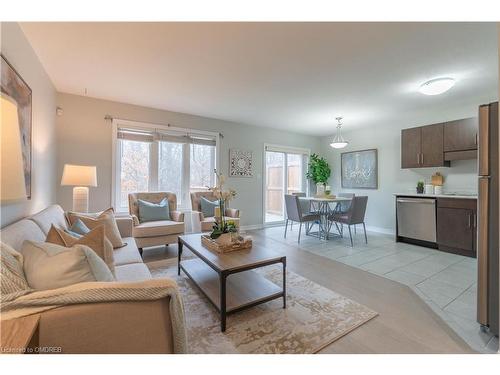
left=138, top=198, right=170, bottom=223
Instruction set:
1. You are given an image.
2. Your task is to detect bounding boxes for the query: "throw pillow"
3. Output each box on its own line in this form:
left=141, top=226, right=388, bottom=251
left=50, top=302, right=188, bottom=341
left=137, top=197, right=170, bottom=223
left=46, top=225, right=115, bottom=274
left=67, top=208, right=125, bottom=248
left=68, top=218, right=91, bottom=235
left=21, top=240, right=114, bottom=291
left=1, top=242, right=30, bottom=295
left=200, top=197, right=219, bottom=218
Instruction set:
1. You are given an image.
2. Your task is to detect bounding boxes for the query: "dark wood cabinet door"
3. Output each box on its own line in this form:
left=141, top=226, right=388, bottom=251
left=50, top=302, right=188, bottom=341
left=421, top=123, right=448, bottom=167
left=401, top=127, right=421, bottom=168
left=443, top=118, right=478, bottom=152
left=437, top=207, right=475, bottom=255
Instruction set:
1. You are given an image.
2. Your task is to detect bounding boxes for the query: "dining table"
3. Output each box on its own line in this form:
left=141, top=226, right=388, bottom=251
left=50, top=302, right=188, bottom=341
left=298, top=196, right=352, bottom=240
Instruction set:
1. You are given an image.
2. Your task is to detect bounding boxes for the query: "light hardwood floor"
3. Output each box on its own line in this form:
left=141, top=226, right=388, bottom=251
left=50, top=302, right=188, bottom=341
left=143, top=230, right=475, bottom=354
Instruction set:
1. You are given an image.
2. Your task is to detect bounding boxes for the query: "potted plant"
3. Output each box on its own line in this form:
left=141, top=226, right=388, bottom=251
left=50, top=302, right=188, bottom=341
left=306, top=153, right=331, bottom=195
left=416, top=181, right=424, bottom=194
left=208, top=170, right=238, bottom=245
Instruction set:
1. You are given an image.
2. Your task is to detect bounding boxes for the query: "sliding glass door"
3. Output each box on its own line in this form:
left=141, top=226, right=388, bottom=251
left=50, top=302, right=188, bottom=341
left=264, top=146, right=309, bottom=224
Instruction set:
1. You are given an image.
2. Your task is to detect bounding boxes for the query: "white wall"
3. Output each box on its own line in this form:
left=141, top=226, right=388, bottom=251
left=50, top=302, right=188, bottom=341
left=321, top=116, right=483, bottom=234
left=56, top=93, right=321, bottom=227
left=0, top=23, right=57, bottom=227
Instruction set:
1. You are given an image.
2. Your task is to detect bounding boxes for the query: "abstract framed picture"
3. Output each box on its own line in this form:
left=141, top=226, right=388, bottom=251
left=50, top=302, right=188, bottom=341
left=229, top=149, right=253, bottom=177
left=341, top=149, right=378, bottom=189
left=1, top=54, right=32, bottom=199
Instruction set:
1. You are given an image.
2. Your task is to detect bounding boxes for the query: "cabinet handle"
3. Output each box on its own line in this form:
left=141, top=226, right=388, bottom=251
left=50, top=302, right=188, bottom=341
left=475, top=133, right=478, bottom=146
left=473, top=213, right=477, bottom=228
left=417, top=153, right=420, bottom=165
left=421, top=153, right=424, bottom=165
left=468, top=213, right=472, bottom=229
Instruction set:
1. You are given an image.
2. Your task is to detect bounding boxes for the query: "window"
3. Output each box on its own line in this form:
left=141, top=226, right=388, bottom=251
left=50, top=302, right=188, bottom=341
left=263, top=145, right=309, bottom=224
left=113, top=121, right=218, bottom=211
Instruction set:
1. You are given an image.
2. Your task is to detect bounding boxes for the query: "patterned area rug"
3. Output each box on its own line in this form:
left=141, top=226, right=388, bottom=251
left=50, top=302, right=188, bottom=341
left=147, top=258, right=377, bottom=354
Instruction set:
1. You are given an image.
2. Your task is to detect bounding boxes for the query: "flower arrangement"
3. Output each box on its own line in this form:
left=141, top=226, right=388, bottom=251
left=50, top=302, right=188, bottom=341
left=208, top=170, right=237, bottom=240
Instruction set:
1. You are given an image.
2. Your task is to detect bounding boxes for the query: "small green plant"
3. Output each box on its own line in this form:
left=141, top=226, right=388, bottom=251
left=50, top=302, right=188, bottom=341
left=306, top=153, right=331, bottom=185
left=416, top=181, right=425, bottom=193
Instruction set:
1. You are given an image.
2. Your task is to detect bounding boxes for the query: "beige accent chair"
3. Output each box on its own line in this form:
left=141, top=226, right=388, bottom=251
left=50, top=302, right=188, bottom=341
left=0, top=205, right=180, bottom=353
left=190, top=191, right=240, bottom=232
left=128, top=192, right=185, bottom=255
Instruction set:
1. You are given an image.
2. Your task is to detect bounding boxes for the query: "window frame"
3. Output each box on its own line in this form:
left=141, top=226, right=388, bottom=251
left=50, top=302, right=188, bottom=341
left=111, top=119, right=220, bottom=213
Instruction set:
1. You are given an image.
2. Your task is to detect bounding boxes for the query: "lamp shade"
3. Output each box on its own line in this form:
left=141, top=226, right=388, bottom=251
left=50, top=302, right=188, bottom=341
left=61, top=164, right=97, bottom=187
left=1, top=94, right=27, bottom=203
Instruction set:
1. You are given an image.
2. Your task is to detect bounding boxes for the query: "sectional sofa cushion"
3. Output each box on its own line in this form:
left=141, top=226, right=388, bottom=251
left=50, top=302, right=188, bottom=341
left=46, top=225, right=115, bottom=274
left=67, top=208, right=125, bottom=248
left=138, top=198, right=170, bottom=223
left=200, top=197, right=219, bottom=218
left=1, top=242, right=30, bottom=295
left=21, top=241, right=114, bottom=290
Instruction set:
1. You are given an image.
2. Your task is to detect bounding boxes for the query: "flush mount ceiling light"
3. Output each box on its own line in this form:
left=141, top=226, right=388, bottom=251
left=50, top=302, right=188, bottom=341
left=330, top=117, right=348, bottom=149
left=419, top=77, right=455, bottom=96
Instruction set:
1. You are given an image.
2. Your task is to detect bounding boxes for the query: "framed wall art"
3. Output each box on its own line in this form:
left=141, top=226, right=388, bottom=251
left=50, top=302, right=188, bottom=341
left=341, top=148, right=378, bottom=189
left=229, top=149, right=253, bottom=177
left=1, top=54, right=32, bottom=199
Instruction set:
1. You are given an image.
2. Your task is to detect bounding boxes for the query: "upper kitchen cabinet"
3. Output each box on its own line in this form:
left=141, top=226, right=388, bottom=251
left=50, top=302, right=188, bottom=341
left=443, top=117, right=478, bottom=161
left=401, top=123, right=450, bottom=168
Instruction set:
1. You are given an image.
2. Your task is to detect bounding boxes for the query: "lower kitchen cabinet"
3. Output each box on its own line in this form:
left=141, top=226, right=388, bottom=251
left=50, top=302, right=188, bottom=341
left=436, top=198, right=477, bottom=257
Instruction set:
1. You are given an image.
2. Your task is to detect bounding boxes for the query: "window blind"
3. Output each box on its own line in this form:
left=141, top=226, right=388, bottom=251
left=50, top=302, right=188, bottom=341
left=265, top=144, right=309, bottom=155
left=117, top=127, right=216, bottom=146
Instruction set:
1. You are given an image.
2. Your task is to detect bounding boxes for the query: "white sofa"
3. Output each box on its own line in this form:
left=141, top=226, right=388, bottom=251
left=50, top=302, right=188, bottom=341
left=0, top=205, right=178, bottom=353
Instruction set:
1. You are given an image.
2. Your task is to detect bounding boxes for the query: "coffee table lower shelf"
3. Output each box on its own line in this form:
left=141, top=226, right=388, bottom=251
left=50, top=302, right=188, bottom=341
left=180, top=258, right=285, bottom=331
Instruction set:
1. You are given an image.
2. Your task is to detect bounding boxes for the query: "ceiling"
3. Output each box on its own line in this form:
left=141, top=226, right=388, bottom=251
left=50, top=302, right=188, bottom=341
left=20, top=22, right=498, bottom=136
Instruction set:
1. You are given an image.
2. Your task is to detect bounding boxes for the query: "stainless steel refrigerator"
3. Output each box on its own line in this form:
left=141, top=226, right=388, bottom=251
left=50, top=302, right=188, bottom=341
left=477, top=101, right=499, bottom=336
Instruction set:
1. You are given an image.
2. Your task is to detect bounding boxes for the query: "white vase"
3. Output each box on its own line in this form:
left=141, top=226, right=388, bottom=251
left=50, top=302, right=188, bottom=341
left=316, top=183, right=325, bottom=196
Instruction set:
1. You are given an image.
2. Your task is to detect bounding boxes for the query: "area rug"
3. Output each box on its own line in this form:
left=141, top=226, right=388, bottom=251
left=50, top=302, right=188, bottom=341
left=147, top=258, right=378, bottom=354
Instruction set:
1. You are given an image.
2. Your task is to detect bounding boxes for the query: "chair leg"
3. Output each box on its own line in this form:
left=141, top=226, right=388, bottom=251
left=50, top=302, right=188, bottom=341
left=348, top=225, right=353, bottom=247
left=363, top=222, right=368, bottom=244
left=298, top=223, right=302, bottom=243
left=284, top=219, right=288, bottom=238
left=139, top=248, right=143, bottom=257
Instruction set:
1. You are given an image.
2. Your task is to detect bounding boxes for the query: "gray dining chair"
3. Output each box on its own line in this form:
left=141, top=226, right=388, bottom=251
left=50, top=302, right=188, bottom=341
left=330, top=196, right=368, bottom=247
left=337, top=192, right=355, bottom=233
left=284, top=194, right=321, bottom=243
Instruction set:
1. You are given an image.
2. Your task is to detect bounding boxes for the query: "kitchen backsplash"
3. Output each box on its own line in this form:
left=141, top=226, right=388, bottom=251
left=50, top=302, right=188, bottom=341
left=409, top=159, right=478, bottom=194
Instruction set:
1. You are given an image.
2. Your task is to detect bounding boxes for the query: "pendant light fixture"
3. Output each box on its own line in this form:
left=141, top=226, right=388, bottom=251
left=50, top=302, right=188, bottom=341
left=330, top=116, right=348, bottom=149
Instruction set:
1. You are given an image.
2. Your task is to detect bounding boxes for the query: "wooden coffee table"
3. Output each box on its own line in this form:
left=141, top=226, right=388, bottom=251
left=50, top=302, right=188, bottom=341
left=178, top=233, right=286, bottom=332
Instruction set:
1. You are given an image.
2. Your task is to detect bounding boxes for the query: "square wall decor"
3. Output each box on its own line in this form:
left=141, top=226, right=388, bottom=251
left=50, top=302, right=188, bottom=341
left=1, top=54, right=32, bottom=199
left=229, top=149, right=253, bottom=177
left=341, top=149, right=378, bottom=189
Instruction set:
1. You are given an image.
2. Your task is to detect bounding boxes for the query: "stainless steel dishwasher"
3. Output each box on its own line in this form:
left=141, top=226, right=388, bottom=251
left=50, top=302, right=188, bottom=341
left=396, top=197, right=437, bottom=243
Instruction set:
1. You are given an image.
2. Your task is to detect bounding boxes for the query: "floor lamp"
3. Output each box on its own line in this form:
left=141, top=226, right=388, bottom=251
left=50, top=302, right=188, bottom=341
left=61, top=164, right=97, bottom=212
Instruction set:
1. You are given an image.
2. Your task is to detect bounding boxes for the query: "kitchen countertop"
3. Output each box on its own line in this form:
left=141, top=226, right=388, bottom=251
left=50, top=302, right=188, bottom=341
left=394, top=193, right=478, bottom=200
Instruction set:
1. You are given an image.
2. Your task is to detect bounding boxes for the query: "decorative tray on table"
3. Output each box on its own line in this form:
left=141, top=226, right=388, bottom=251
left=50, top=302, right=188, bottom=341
left=314, top=194, right=337, bottom=199
left=201, top=234, right=253, bottom=254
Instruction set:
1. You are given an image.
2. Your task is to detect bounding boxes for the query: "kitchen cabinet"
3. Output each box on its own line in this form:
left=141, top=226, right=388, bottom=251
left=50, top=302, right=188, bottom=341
left=436, top=198, right=477, bottom=257
left=444, top=118, right=477, bottom=151
left=401, top=123, right=450, bottom=168
left=401, top=127, right=421, bottom=168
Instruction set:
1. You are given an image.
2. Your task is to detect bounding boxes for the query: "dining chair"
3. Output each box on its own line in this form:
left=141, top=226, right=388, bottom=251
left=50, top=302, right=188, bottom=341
left=337, top=192, right=355, bottom=233
left=284, top=194, right=321, bottom=243
left=329, top=196, right=368, bottom=247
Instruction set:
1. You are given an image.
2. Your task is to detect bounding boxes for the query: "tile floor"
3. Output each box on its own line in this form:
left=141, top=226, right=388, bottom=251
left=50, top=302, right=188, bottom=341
left=257, top=224, right=499, bottom=353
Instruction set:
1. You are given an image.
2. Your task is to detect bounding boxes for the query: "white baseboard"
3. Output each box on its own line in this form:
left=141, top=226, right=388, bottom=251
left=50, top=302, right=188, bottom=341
left=364, top=225, right=395, bottom=236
